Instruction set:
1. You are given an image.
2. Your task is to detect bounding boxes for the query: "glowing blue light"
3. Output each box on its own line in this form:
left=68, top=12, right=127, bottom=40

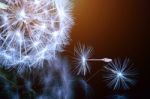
left=117, top=72, right=123, bottom=78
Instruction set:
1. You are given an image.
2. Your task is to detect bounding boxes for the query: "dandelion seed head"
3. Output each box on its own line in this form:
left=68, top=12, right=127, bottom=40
left=0, top=0, right=73, bottom=70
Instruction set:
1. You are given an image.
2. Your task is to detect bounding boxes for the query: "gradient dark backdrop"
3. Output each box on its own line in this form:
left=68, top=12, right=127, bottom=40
left=66, top=0, right=150, bottom=98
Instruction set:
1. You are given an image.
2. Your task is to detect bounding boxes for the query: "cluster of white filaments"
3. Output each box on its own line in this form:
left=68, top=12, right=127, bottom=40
left=74, top=43, right=112, bottom=75
left=0, top=0, right=73, bottom=68
left=103, top=58, right=137, bottom=90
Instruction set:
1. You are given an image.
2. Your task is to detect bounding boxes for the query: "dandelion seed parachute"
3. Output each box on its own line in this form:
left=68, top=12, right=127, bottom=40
left=0, top=0, right=73, bottom=69
left=74, top=44, right=93, bottom=75
left=74, top=43, right=112, bottom=75
left=103, top=58, right=137, bottom=90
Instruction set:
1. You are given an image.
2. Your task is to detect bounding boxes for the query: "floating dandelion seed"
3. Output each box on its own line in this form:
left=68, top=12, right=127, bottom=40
left=74, top=44, right=93, bottom=75
left=74, top=43, right=112, bottom=75
left=103, top=58, right=137, bottom=90
left=0, top=0, right=73, bottom=69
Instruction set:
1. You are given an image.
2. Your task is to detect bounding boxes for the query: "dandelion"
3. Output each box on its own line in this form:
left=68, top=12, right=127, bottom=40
left=0, top=0, right=73, bottom=70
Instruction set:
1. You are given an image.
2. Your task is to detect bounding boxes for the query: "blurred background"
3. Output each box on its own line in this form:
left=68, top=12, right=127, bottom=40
left=66, top=0, right=150, bottom=98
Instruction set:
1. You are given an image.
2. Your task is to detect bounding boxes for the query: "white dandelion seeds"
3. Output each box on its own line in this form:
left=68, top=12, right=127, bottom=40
left=74, top=43, right=112, bottom=75
left=74, top=44, right=93, bottom=75
left=0, top=0, right=73, bottom=69
left=103, top=58, right=137, bottom=90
